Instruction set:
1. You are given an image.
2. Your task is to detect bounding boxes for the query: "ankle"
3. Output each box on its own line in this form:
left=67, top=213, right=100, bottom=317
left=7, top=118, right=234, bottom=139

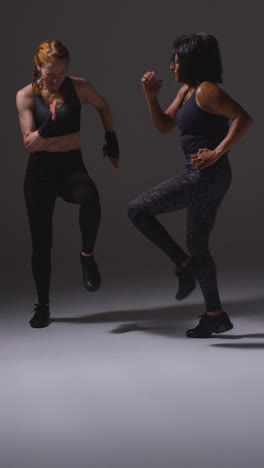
left=81, top=251, right=93, bottom=257
left=180, top=256, right=191, bottom=269
left=207, top=309, right=223, bottom=317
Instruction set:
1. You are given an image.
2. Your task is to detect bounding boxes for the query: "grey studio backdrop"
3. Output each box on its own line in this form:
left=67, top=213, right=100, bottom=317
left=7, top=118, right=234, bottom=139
left=2, top=0, right=263, bottom=304
left=2, top=3, right=264, bottom=468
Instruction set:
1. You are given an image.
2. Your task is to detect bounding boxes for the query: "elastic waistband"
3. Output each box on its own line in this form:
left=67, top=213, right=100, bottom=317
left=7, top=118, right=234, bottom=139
left=30, top=148, right=82, bottom=157
left=184, top=151, right=229, bottom=158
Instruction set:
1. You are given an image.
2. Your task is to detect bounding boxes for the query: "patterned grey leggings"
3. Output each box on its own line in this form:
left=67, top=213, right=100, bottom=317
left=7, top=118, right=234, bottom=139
left=128, top=154, right=232, bottom=311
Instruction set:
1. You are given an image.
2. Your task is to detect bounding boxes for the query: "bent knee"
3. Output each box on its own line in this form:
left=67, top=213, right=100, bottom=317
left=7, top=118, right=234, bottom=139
left=81, top=186, right=100, bottom=208
left=127, top=200, right=143, bottom=224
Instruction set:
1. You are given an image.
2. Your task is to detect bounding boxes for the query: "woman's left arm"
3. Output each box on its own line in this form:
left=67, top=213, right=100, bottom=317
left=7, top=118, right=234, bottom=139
left=192, top=82, right=253, bottom=170
left=72, top=77, right=119, bottom=168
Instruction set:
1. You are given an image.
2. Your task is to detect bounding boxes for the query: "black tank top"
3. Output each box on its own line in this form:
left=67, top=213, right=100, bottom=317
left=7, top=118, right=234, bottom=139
left=176, top=86, right=229, bottom=154
left=33, top=76, right=81, bottom=137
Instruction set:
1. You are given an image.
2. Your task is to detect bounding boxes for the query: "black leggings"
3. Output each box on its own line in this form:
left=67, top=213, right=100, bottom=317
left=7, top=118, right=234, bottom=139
left=128, top=154, right=232, bottom=311
left=24, top=150, right=101, bottom=304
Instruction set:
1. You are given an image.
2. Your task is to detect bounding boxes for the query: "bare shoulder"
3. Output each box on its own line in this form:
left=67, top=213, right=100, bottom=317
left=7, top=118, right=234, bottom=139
left=175, top=84, right=190, bottom=105
left=196, top=81, right=245, bottom=118
left=196, top=81, right=232, bottom=113
left=69, top=76, right=86, bottom=85
left=16, top=83, right=33, bottom=100
left=196, top=81, right=227, bottom=103
left=175, top=83, right=189, bottom=102
left=165, top=84, right=189, bottom=112
left=69, top=76, right=97, bottom=101
left=69, top=76, right=93, bottom=91
left=16, top=83, right=34, bottom=111
left=164, top=84, right=190, bottom=121
left=179, top=83, right=189, bottom=96
left=69, top=76, right=102, bottom=106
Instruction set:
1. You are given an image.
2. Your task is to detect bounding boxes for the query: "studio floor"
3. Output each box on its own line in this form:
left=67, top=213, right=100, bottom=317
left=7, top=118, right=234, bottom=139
left=1, top=276, right=264, bottom=468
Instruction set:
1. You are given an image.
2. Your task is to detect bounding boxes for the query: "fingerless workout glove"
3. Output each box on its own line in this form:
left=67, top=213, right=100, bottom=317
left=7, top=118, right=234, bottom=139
left=38, top=111, right=55, bottom=138
left=103, top=131, right=119, bottom=160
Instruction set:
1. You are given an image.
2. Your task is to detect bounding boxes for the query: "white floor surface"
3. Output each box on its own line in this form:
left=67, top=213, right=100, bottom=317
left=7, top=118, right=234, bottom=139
left=1, top=279, right=264, bottom=468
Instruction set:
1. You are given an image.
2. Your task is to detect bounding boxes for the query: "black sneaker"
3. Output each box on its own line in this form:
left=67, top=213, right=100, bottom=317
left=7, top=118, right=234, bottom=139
left=80, top=254, right=101, bottom=292
left=186, top=312, right=233, bottom=338
left=29, top=304, right=50, bottom=328
left=175, top=263, right=196, bottom=300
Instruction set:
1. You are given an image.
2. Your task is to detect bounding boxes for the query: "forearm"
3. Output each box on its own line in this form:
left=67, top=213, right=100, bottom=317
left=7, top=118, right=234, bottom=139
left=145, top=95, right=174, bottom=133
left=25, top=131, right=80, bottom=153
left=96, top=102, right=115, bottom=132
left=24, top=111, right=55, bottom=152
left=24, top=130, right=46, bottom=152
left=43, top=132, right=81, bottom=152
left=215, top=112, right=253, bottom=158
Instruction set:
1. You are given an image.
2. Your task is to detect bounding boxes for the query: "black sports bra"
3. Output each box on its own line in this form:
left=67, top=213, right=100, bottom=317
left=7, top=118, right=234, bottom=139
left=176, top=86, right=229, bottom=154
left=32, top=76, right=81, bottom=137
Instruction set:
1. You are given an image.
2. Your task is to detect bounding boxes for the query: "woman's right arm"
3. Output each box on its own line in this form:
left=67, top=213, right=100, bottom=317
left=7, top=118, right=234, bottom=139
left=16, top=85, right=48, bottom=153
left=142, top=71, right=188, bottom=133
left=16, top=86, right=80, bottom=153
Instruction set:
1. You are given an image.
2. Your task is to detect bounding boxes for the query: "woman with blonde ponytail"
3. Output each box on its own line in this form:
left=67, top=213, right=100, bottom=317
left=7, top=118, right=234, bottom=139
left=16, top=39, right=119, bottom=328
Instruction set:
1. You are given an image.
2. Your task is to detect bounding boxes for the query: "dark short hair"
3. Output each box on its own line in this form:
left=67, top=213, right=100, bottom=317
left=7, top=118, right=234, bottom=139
left=171, top=33, right=223, bottom=86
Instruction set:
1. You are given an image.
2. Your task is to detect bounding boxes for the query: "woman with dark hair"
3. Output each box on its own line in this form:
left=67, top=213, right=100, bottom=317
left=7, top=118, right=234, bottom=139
left=128, top=33, right=252, bottom=338
left=16, top=39, right=119, bottom=328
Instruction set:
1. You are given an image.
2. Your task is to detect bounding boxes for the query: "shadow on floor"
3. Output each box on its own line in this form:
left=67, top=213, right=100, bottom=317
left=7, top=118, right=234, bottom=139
left=50, top=296, right=264, bottom=342
left=210, top=342, right=264, bottom=349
